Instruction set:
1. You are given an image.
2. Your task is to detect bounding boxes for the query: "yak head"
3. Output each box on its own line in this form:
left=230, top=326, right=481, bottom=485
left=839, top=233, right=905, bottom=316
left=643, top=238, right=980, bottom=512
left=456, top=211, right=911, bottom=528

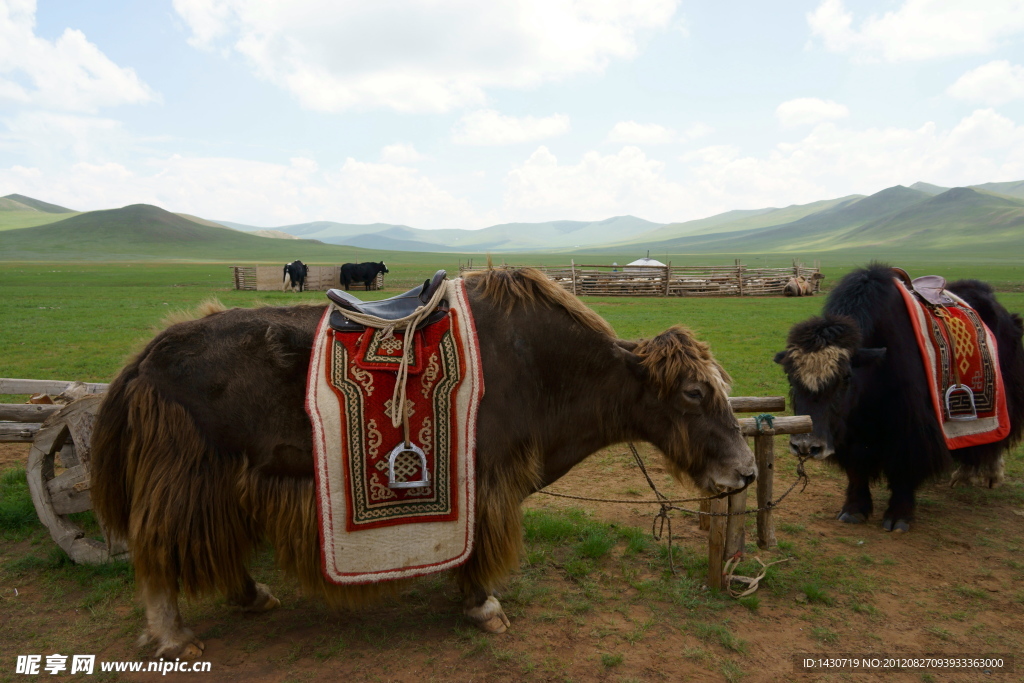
left=379, top=261, right=389, bottom=274
left=627, top=326, right=756, bottom=493
left=774, top=315, right=886, bottom=459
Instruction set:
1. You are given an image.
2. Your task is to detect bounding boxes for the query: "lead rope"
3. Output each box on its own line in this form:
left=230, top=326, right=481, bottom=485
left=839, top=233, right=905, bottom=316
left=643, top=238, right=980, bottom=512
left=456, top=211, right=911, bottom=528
left=538, top=439, right=811, bottom=576
left=335, top=281, right=450, bottom=449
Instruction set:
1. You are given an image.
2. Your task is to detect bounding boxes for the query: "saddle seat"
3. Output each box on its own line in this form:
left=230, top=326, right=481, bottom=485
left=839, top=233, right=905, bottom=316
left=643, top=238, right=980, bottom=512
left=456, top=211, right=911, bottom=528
left=892, top=267, right=954, bottom=306
left=328, top=270, right=448, bottom=331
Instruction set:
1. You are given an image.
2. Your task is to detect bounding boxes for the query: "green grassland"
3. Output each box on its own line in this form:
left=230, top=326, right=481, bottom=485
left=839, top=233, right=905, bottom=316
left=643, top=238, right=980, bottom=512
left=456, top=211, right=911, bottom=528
left=2, top=260, right=1022, bottom=393
left=2, top=258, right=1024, bottom=680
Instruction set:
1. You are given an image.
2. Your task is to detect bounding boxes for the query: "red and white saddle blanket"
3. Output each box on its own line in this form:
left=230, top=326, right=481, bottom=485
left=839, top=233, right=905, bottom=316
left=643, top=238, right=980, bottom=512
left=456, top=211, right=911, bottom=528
left=895, top=278, right=1010, bottom=449
left=305, top=279, right=484, bottom=584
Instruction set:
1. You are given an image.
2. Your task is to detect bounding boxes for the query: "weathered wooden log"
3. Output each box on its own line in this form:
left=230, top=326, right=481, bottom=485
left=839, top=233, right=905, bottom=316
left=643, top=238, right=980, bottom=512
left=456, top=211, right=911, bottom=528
left=738, top=415, right=811, bottom=436
left=724, top=488, right=747, bottom=559
left=728, top=396, right=785, bottom=413
left=755, top=431, right=777, bottom=549
left=0, top=403, right=62, bottom=422
left=707, top=496, right=728, bottom=590
left=0, top=422, right=40, bottom=442
left=0, top=378, right=108, bottom=395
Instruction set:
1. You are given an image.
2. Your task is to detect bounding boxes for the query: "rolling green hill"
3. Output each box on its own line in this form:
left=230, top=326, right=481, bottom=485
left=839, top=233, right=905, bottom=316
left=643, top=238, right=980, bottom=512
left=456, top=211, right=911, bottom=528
left=0, top=204, right=379, bottom=262
left=0, top=194, right=74, bottom=213
left=616, top=186, right=1024, bottom=255
left=0, top=194, right=80, bottom=232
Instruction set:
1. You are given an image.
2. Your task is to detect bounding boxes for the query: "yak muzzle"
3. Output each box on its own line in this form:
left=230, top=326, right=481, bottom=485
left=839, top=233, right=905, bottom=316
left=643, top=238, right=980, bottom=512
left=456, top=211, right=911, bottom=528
left=789, top=433, right=833, bottom=459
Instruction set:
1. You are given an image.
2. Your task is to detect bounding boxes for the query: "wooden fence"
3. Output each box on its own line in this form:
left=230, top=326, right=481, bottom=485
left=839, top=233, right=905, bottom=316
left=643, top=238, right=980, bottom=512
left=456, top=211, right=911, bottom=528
left=230, top=266, right=384, bottom=292
left=459, top=259, right=822, bottom=297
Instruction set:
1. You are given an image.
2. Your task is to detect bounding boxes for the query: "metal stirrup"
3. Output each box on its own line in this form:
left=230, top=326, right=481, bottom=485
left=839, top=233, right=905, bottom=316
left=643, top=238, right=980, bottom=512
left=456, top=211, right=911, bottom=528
left=386, top=443, right=431, bottom=489
left=944, top=384, right=978, bottom=421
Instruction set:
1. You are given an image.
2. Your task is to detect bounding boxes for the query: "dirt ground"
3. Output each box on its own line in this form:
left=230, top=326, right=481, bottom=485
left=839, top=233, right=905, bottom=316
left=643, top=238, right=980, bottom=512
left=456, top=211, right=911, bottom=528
left=1, top=439, right=1022, bottom=683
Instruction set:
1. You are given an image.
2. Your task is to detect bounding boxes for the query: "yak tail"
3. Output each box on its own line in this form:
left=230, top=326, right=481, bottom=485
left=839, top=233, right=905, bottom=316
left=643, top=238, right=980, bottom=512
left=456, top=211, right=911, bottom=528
left=91, top=366, right=400, bottom=606
left=90, top=372, right=258, bottom=599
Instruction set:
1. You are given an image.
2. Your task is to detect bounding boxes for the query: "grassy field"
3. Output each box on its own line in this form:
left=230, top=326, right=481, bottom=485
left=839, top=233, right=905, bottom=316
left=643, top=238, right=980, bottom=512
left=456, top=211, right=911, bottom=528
left=1, top=258, right=1023, bottom=681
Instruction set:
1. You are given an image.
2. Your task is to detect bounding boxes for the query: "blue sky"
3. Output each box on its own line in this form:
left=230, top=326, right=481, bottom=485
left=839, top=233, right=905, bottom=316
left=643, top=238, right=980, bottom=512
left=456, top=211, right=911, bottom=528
left=3, top=0, right=1024, bottom=229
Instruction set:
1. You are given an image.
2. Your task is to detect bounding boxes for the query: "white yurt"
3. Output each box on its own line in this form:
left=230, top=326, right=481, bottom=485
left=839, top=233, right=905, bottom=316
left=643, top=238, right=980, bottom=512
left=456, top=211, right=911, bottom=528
left=624, top=252, right=666, bottom=276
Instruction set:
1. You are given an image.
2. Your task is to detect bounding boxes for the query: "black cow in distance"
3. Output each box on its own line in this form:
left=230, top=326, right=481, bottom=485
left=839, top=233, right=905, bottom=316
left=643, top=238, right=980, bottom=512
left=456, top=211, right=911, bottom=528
left=283, top=260, right=309, bottom=292
left=340, top=261, right=388, bottom=291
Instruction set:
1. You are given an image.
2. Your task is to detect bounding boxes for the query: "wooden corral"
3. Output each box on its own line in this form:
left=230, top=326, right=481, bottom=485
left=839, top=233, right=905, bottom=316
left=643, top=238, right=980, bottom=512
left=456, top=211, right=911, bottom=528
left=459, top=259, right=822, bottom=297
left=231, top=265, right=384, bottom=292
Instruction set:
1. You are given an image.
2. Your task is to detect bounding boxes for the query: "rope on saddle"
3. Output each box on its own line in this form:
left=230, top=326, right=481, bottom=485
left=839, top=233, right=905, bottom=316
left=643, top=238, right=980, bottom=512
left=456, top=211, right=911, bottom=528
left=332, top=281, right=450, bottom=447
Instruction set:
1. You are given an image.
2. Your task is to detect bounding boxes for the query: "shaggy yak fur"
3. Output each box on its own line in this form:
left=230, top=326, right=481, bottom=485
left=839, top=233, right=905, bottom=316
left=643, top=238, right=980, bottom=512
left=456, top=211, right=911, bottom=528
left=91, top=267, right=755, bottom=658
left=775, top=263, right=1024, bottom=532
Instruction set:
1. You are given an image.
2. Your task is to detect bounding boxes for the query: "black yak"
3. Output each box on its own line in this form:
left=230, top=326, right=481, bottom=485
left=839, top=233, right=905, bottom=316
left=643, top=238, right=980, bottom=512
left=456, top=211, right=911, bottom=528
left=775, top=263, right=1024, bottom=532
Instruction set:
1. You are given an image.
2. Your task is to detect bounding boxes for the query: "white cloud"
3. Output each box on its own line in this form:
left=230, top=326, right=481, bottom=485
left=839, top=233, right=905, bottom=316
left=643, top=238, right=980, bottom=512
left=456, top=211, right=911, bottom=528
left=948, top=60, right=1024, bottom=106
left=0, top=0, right=158, bottom=112
left=807, top=0, right=1024, bottom=62
left=452, top=109, right=570, bottom=145
left=680, top=109, right=1024, bottom=214
left=504, top=145, right=679, bottom=221
left=172, top=0, right=680, bottom=112
left=605, top=120, right=713, bottom=144
left=684, top=122, right=713, bottom=140
left=502, top=110, right=1024, bottom=224
left=379, top=143, right=424, bottom=164
left=607, top=121, right=676, bottom=144
left=776, top=98, right=849, bottom=128
left=0, top=153, right=487, bottom=230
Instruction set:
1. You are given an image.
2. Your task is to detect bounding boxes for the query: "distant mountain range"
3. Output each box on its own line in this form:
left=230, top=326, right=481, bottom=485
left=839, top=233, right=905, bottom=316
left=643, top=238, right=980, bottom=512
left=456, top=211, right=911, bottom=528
left=0, top=201, right=373, bottom=261
left=218, top=215, right=665, bottom=252
left=2, top=179, right=1024, bottom=259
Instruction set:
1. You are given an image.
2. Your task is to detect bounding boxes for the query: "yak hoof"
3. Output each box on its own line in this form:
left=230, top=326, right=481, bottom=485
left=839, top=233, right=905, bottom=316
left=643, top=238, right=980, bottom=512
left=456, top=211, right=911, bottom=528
left=244, top=583, right=281, bottom=613
left=837, top=511, right=867, bottom=524
left=465, top=595, right=510, bottom=634
left=144, top=631, right=205, bottom=660
left=882, top=518, right=910, bottom=533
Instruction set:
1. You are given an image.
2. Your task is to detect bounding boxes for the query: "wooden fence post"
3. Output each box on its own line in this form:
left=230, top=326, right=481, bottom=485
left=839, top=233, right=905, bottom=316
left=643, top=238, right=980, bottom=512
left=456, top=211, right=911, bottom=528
left=725, top=488, right=747, bottom=559
left=755, top=430, right=777, bottom=549
left=571, top=259, right=577, bottom=296
left=707, top=496, right=728, bottom=590
left=664, top=262, right=671, bottom=296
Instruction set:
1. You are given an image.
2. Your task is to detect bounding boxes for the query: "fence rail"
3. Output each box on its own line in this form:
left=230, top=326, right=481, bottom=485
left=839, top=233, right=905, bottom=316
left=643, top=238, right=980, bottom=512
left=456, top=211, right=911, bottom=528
left=459, top=259, right=822, bottom=297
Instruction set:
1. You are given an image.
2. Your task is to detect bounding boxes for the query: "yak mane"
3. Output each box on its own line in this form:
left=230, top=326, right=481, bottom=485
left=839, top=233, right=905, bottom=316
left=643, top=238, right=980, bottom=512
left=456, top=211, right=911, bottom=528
left=782, top=315, right=861, bottom=392
left=635, top=326, right=732, bottom=405
left=158, top=298, right=228, bottom=329
left=463, top=267, right=615, bottom=337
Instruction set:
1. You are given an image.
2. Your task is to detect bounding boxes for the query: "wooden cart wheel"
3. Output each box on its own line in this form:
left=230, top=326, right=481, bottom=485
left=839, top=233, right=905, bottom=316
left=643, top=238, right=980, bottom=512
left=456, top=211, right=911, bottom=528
left=25, top=394, right=129, bottom=564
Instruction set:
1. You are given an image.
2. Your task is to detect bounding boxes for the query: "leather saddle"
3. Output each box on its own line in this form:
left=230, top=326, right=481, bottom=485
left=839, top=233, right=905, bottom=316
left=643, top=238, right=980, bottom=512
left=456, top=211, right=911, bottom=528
left=328, top=270, right=449, bottom=332
left=892, top=267, right=954, bottom=306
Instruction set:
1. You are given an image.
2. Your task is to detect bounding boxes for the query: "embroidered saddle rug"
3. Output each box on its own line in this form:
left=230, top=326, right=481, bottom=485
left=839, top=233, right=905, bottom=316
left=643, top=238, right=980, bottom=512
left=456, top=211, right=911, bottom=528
left=895, top=276, right=1010, bottom=450
left=305, top=279, right=484, bottom=584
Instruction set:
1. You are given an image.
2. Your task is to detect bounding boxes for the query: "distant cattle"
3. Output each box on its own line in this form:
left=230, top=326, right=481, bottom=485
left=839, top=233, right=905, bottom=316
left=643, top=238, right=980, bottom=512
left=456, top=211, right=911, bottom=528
left=283, top=260, right=309, bottom=292
left=340, top=261, right=388, bottom=291
left=783, top=273, right=823, bottom=297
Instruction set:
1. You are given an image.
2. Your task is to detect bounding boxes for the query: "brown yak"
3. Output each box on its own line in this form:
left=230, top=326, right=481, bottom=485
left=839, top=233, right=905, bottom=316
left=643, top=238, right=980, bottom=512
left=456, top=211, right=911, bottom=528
left=90, top=268, right=756, bottom=658
left=784, top=273, right=823, bottom=297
